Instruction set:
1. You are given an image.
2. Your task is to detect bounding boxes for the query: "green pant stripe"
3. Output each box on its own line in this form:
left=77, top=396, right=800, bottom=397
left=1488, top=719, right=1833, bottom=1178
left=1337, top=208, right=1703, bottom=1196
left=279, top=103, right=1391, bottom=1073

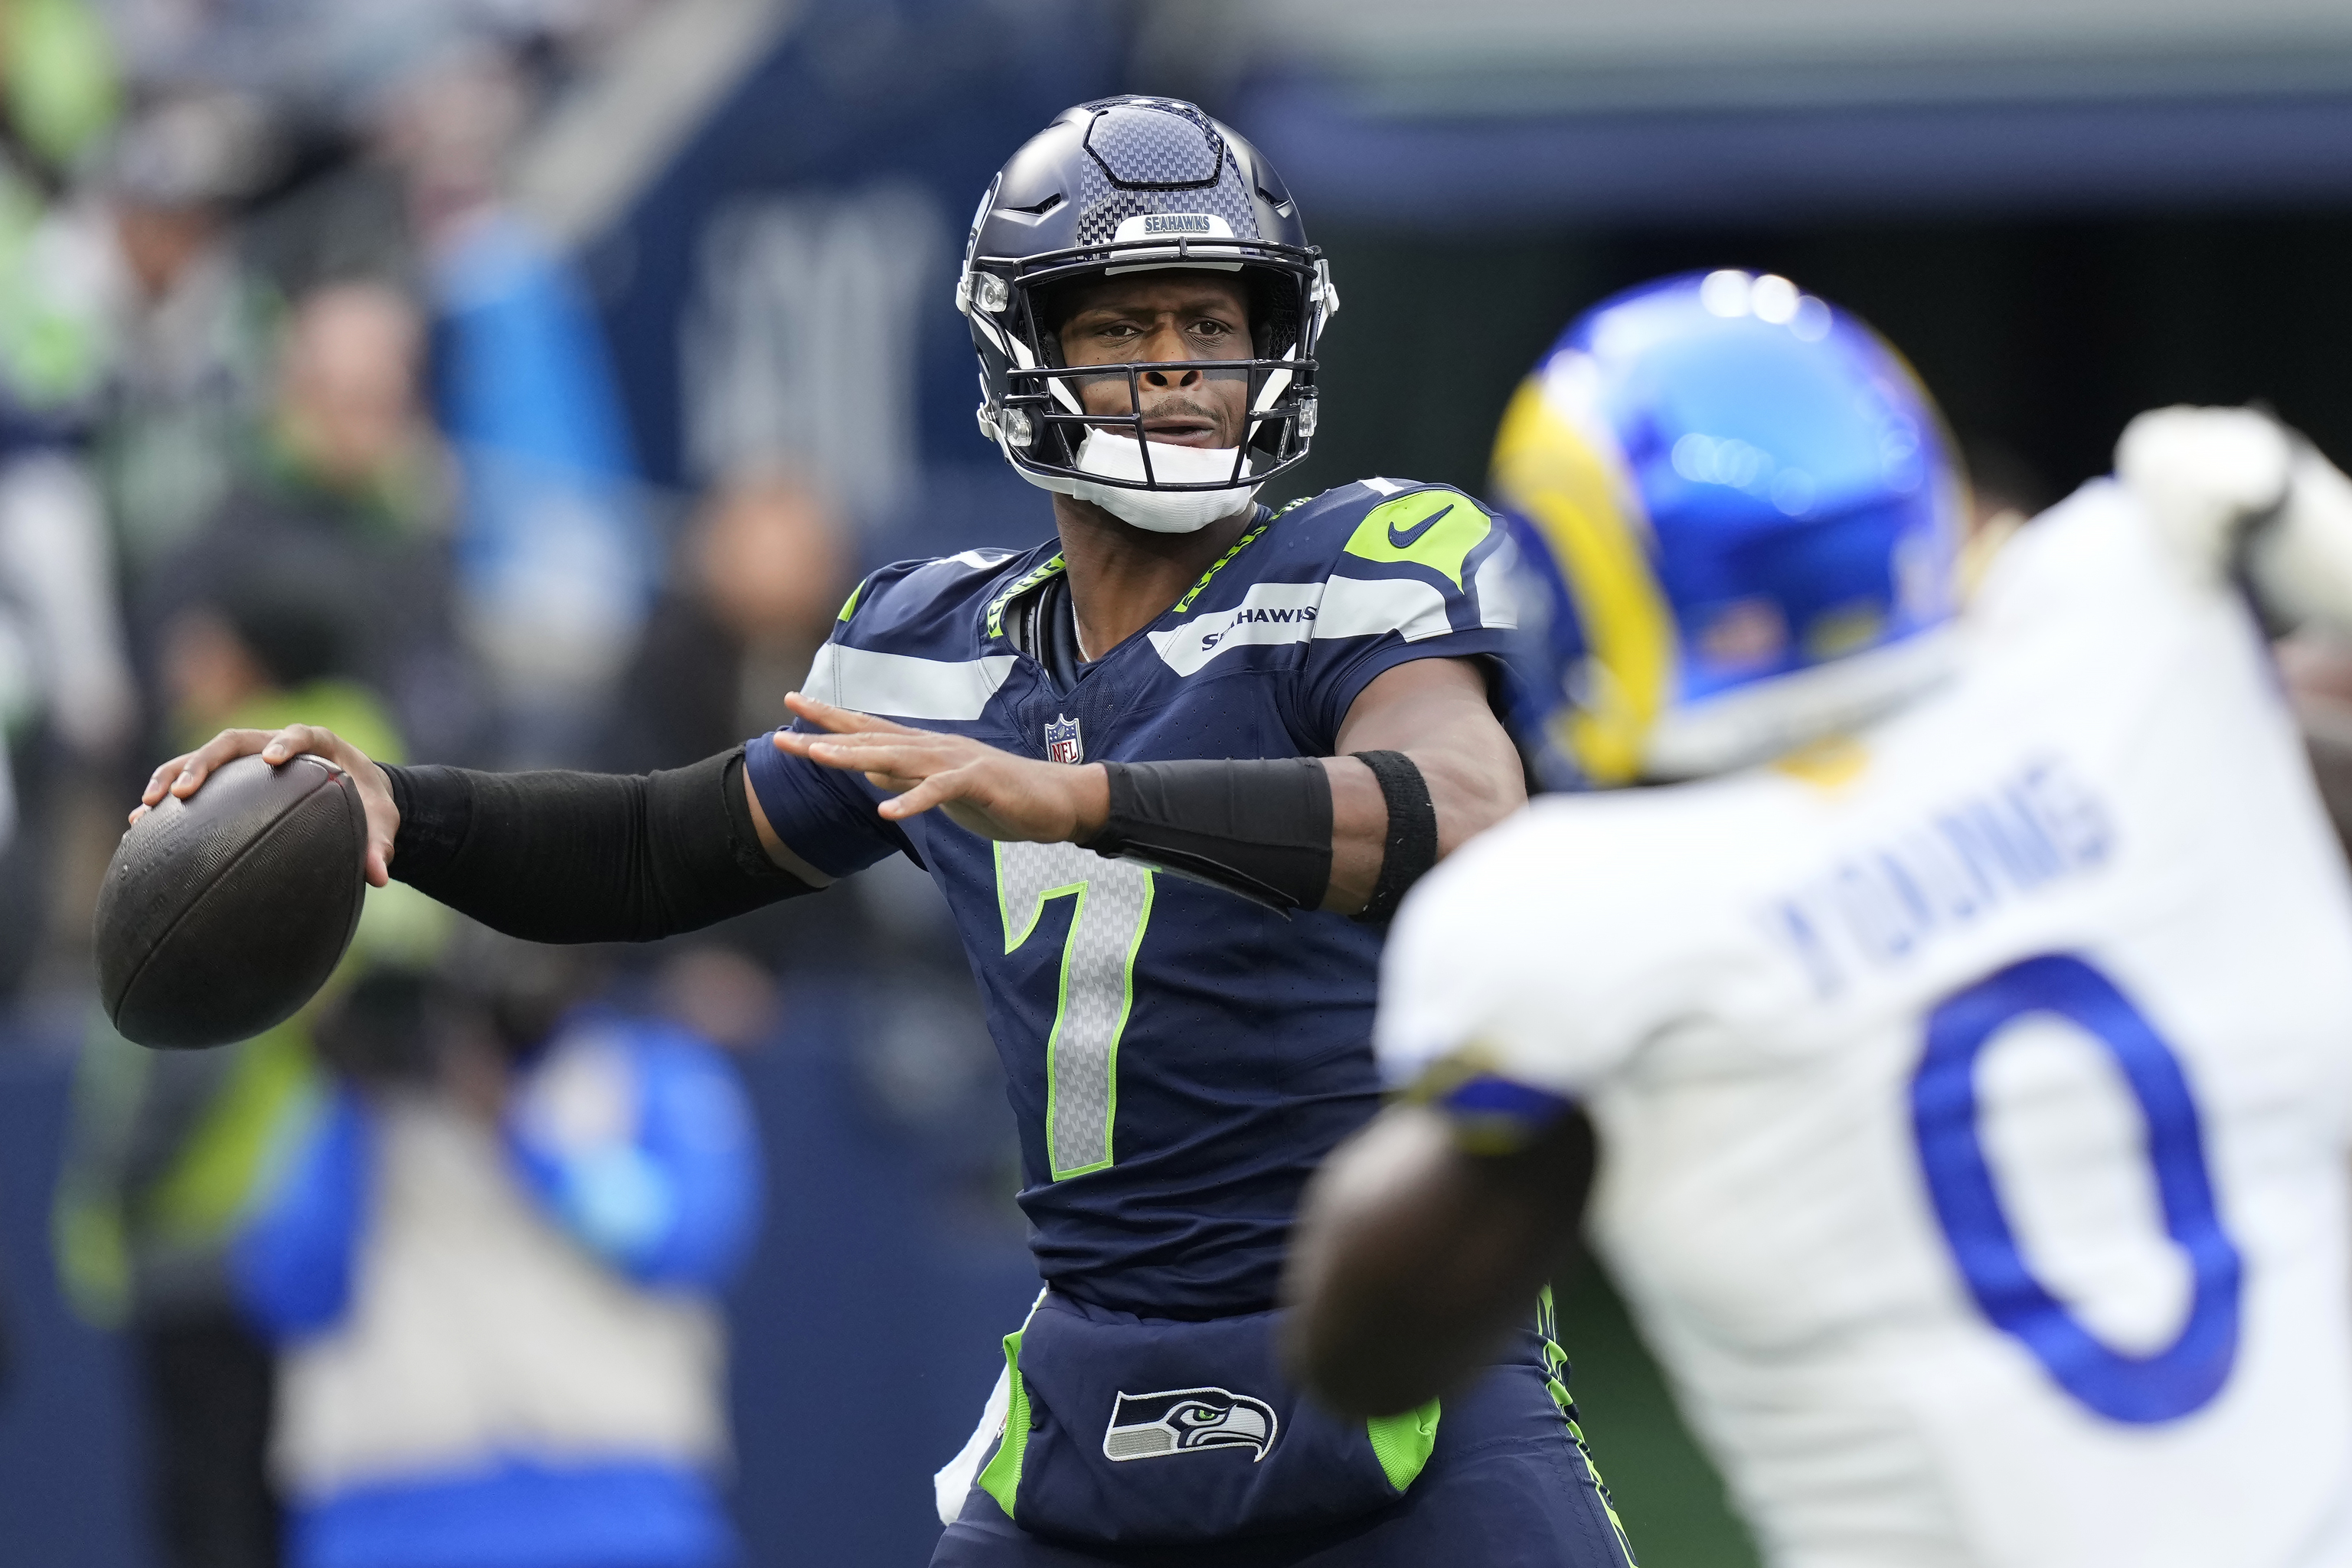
left=975, top=1328, right=1031, bottom=1518
left=1539, top=1288, right=1638, bottom=1565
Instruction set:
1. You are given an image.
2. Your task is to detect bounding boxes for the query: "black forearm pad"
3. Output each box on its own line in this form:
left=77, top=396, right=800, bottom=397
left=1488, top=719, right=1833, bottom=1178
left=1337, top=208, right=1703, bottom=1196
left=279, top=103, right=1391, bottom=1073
left=381, top=747, right=818, bottom=944
left=1352, top=750, right=1437, bottom=926
left=1086, top=757, right=1333, bottom=913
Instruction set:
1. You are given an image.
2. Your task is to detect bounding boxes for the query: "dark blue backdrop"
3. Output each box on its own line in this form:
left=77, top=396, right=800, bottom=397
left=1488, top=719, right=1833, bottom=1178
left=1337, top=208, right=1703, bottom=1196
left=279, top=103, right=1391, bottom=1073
left=590, top=0, right=1133, bottom=570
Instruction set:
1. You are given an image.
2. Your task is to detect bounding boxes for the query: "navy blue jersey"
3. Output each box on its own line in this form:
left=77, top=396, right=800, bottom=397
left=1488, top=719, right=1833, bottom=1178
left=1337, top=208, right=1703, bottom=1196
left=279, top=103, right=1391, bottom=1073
left=745, top=480, right=1517, bottom=1317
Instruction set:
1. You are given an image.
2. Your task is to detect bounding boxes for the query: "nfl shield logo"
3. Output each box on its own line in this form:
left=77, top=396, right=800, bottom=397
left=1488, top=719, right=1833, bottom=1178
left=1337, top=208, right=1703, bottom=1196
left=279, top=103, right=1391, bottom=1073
left=1045, top=714, right=1084, bottom=765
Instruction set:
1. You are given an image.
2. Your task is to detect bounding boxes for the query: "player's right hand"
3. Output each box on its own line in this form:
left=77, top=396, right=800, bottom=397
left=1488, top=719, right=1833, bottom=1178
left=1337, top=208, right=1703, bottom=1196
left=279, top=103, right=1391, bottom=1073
left=776, top=691, right=1112, bottom=844
left=136, top=725, right=402, bottom=888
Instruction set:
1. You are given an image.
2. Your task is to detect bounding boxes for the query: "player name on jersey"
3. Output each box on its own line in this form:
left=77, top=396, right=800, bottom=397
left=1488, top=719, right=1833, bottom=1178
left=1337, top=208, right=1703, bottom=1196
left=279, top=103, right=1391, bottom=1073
left=1762, top=756, right=2113, bottom=996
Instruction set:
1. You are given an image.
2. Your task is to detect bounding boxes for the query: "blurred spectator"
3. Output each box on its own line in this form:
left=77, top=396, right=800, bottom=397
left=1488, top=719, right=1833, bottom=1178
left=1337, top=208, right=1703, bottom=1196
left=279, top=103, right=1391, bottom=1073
left=0, top=449, right=137, bottom=993
left=54, top=586, right=426, bottom=1568
left=0, top=0, right=121, bottom=446
left=141, top=279, right=472, bottom=760
left=149, top=560, right=452, bottom=966
left=2281, top=630, right=2352, bottom=862
left=53, top=1012, right=314, bottom=1568
left=0, top=137, right=118, bottom=453
left=1, top=0, right=119, bottom=172
left=378, top=41, right=655, bottom=766
left=270, top=282, right=439, bottom=516
left=598, top=466, right=962, bottom=1004
left=652, top=944, right=779, bottom=1057
left=155, top=583, right=399, bottom=760
left=234, top=940, right=760, bottom=1568
left=93, top=88, right=285, bottom=578
left=600, top=468, right=1008, bottom=1181
left=0, top=12, right=140, bottom=998
left=607, top=469, right=848, bottom=774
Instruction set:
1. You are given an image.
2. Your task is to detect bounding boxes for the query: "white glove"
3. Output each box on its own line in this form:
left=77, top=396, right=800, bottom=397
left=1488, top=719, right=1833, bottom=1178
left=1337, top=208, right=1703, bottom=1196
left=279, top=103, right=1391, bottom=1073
left=2115, top=405, right=2292, bottom=583
left=2115, top=405, right=2352, bottom=635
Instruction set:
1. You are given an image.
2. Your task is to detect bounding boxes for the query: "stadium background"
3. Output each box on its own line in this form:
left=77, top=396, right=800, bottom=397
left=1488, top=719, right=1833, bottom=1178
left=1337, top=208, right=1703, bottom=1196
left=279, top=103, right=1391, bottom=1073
left=1, top=1, right=2350, bottom=1563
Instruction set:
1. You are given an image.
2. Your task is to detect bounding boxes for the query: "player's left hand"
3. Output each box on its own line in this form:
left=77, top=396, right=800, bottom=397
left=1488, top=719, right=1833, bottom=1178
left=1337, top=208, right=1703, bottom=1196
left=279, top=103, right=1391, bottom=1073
left=774, top=692, right=1111, bottom=844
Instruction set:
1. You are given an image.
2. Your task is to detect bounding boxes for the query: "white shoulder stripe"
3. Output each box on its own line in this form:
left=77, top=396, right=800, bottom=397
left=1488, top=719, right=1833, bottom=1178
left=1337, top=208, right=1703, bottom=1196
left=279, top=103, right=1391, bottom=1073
left=1317, top=574, right=1454, bottom=642
left=1145, top=574, right=1458, bottom=677
left=1147, top=582, right=1323, bottom=676
left=1472, top=531, right=1522, bottom=631
left=802, top=643, right=1014, bottom=720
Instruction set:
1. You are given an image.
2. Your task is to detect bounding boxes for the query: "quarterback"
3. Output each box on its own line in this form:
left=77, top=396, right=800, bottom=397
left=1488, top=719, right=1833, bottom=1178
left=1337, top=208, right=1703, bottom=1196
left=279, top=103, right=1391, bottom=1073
left=142, top=100, right=1635, bottom=1566
left=1286, top=273, right=2352, bottom=1567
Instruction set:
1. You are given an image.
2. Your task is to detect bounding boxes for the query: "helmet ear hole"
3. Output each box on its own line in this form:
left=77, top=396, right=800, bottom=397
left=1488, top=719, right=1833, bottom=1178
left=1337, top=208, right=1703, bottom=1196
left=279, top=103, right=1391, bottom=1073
left=1031, top=279, right=1076, bottom=363
left=1246, top=267, right=1295, bottom=361
left=1018, top=279, right=1083, bottom=468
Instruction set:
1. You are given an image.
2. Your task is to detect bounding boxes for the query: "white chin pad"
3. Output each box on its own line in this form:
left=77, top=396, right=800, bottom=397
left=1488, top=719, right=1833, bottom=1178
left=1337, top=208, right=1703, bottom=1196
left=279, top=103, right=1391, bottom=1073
left=1019, top=430, right=1262, bottom=534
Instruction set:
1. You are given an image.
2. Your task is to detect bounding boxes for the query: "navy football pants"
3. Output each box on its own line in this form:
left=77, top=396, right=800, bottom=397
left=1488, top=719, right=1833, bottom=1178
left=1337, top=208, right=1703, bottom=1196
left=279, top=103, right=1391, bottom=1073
left=930, top=1352, right=1638, bottom=1568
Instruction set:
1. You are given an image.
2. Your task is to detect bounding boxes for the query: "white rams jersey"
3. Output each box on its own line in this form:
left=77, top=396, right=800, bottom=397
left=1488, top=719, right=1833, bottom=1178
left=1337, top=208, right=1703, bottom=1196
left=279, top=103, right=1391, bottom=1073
left=1380, top=477, right=2352, bottom=1568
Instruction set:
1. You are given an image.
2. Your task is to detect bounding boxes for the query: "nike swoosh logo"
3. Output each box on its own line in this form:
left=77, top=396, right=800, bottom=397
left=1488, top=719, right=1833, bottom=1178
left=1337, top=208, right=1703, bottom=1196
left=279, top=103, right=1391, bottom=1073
left=1387, top=501, right=1454, bottom=551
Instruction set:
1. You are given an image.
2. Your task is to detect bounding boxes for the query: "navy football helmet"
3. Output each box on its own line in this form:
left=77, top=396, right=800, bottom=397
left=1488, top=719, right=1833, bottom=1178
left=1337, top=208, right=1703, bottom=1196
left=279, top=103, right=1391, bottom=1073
left=956, top=96, right=1338, bottom=531
left=1492, top=270, right=1967, bottom=788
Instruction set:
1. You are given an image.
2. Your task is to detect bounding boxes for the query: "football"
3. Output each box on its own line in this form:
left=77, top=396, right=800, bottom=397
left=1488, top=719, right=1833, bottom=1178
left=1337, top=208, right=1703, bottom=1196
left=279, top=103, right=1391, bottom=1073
left=95, top=753, right=369, bottom=1050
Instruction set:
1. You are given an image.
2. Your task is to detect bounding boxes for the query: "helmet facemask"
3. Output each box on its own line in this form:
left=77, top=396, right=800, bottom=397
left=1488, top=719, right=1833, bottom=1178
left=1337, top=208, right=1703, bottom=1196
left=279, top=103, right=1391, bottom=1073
left=958, top=99, right=1337, bottom=534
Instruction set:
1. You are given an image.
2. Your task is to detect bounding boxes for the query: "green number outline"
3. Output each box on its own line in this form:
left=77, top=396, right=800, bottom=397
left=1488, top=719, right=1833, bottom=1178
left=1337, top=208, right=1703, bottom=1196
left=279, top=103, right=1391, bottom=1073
left=995, top=842, right=1156, bottom=1180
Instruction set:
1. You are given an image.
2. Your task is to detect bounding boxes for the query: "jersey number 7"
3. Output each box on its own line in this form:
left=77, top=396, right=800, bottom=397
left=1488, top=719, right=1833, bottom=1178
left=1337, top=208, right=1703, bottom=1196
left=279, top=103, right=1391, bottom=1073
left=1909, top=952, right=2244, bottom=1425
left=998, top=841, right=1157, bottom=1181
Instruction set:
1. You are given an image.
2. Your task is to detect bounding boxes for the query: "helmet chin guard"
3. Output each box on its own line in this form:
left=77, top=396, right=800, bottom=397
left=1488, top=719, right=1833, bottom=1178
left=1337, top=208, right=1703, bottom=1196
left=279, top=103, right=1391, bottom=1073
left=958, top=97, right=1336, bottom=516
left=1017, top=429, right=1262, bottom=534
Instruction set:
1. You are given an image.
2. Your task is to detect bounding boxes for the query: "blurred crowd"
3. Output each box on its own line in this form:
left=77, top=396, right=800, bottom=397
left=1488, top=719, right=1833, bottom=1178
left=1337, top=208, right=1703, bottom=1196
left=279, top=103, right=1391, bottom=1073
left=0, top=5, right=989, bottom=1568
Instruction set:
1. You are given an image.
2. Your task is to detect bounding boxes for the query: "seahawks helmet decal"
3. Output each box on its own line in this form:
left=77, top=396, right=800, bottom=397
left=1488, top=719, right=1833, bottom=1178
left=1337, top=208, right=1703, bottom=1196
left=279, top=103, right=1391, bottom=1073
left=1102, top=1386, right=1280, bottom=1463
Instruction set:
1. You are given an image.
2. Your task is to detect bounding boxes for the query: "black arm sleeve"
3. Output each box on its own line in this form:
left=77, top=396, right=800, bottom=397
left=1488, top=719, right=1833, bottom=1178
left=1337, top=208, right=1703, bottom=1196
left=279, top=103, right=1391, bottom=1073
left=1085, top=756, right=1334, bottom=913
left=380, top=746, right=819, bottom=944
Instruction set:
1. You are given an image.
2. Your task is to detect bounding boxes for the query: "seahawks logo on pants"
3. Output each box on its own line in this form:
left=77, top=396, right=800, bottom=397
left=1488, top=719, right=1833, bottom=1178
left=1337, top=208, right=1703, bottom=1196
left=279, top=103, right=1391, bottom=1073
left=1102, top=1387, right=1279, bottom=1463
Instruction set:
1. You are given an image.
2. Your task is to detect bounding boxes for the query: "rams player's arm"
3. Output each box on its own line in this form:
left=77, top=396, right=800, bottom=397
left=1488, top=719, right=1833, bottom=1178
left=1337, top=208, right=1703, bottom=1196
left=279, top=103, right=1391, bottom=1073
left=776, top=656, right=1522, bottom=918
left=2116, top=406, right=2352, bottom=635
left=2116, top=407, right=2352, bottom=850
left=1279, top=1098, right=1594, bottom=1419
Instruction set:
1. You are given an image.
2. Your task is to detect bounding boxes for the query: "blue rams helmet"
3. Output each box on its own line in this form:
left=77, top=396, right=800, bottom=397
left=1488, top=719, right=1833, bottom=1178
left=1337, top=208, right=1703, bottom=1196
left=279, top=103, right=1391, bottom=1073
left=1492, top=270, right=1965, bottom=788
left=955, top=96, right=1337, bottom=526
